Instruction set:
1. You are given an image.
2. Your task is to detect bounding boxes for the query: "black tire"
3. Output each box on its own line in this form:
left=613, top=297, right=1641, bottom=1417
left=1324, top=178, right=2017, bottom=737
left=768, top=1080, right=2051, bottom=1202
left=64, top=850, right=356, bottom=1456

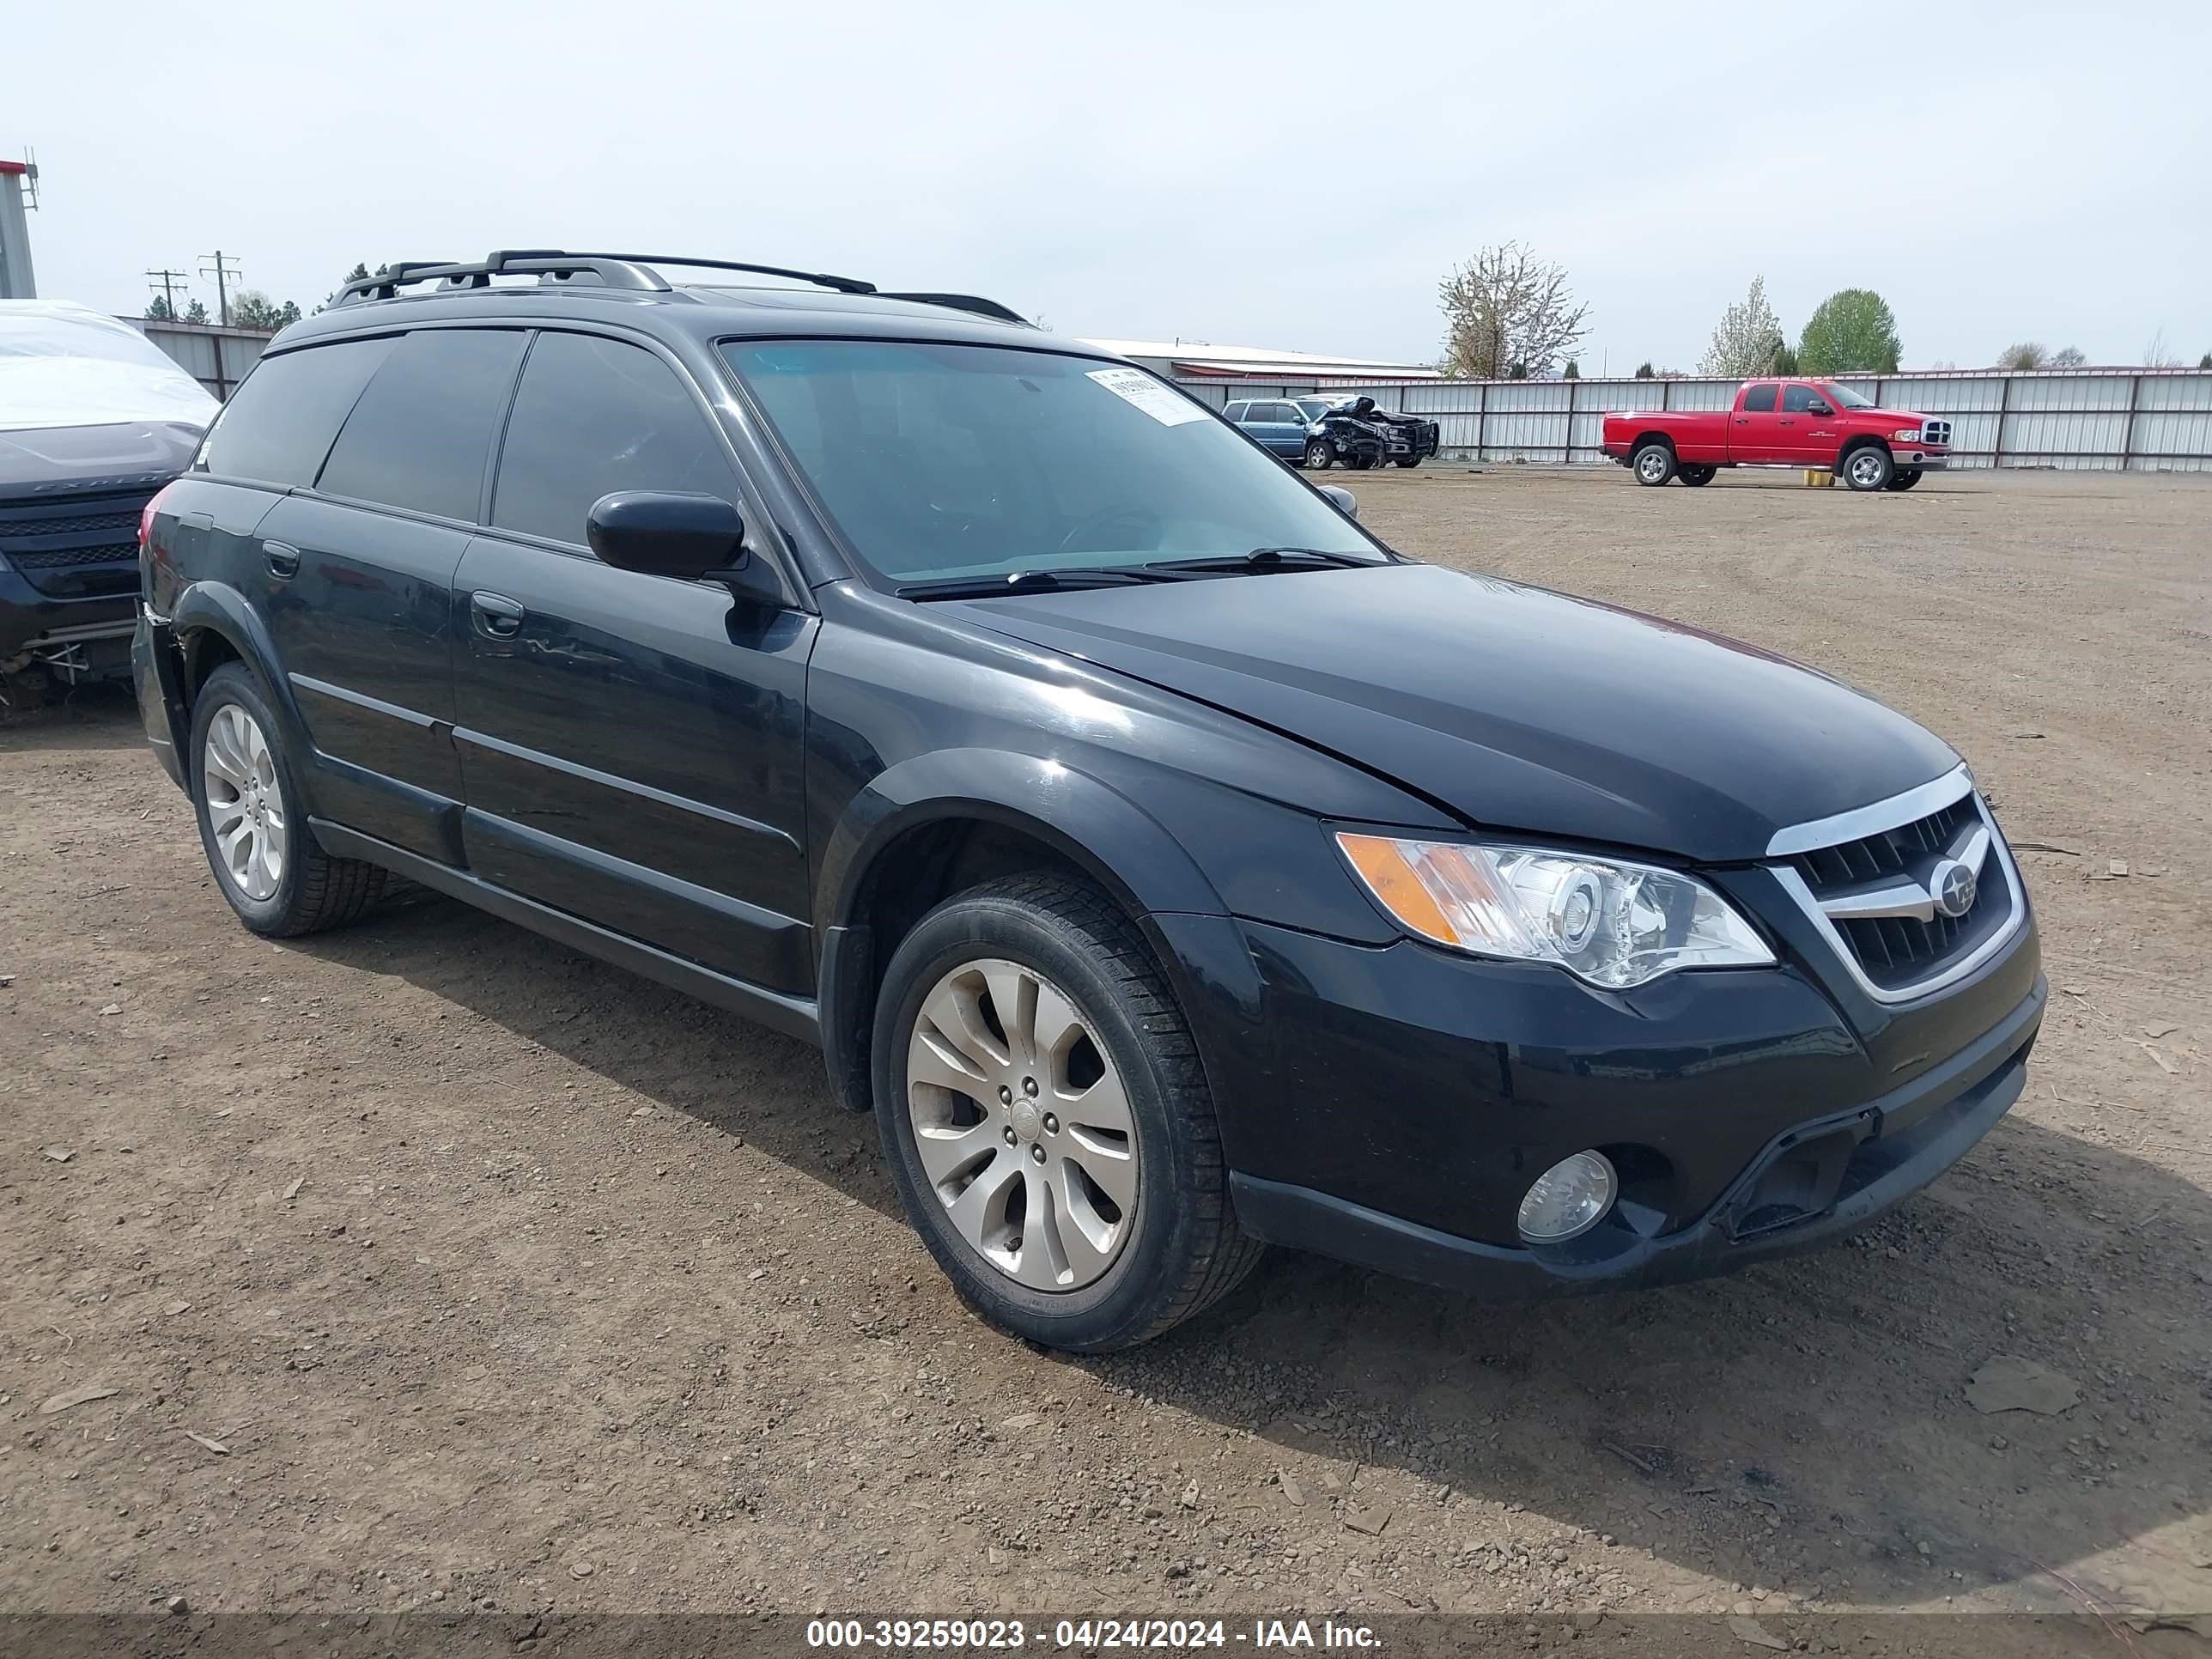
left=189, top=661, right=386, bottom=937
left=1886, top=468, right=1923, bottom=491
left=1304, top=439, right=1334, bottom=471
left=1347, top=452, right=1376, bottom=471
left=1394, top=456, right=1421, bottom=468
left=1632, top=441, right=1676, bottom=486
left=1841, top=444, right=1894, bottom=491
left=872, top=874, right=1265, bottom=1352
left=1678, top=464, right=1717, bottom=487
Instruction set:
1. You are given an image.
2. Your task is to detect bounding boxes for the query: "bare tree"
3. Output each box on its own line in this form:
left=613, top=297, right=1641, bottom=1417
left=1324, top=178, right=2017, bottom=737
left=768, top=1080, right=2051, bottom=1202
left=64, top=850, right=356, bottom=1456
left=1698, top=276, right=1785, bottom=378
left=1998, top=342, right=2087, bottom=369
left=1438, top=242, right=1589, bottom=380
left=2144, top=327, right=2183, bottom=368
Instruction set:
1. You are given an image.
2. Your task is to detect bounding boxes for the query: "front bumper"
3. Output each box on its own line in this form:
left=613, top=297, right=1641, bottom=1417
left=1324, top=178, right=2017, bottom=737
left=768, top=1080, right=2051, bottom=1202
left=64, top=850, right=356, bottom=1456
left=2, top=564, right=137, bottom=674
left=1159, top=890, right=2040, bottom=1297
left=1230, top=978, right=2039, bottom=1296
left=1895, top=452, right=1948, bottom=471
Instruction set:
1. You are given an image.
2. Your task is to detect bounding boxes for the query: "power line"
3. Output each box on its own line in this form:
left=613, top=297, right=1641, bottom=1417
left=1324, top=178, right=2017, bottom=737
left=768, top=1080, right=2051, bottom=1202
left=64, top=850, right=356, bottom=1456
left=145, top=267, right=188, bottom=318
left=197, top=249, right=240, bottom=327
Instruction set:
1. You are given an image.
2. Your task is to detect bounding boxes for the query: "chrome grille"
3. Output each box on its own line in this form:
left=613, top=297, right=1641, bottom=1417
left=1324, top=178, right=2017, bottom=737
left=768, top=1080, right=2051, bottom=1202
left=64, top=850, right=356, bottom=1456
left=1769, top=768, right=2025, bottom=1003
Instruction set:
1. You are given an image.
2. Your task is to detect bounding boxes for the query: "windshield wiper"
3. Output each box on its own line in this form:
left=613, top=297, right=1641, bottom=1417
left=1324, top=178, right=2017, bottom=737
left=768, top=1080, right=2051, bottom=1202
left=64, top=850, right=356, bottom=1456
left=896, top=566, right=1178, bottom=601
left=1146, top=546, right=1380, bottom=574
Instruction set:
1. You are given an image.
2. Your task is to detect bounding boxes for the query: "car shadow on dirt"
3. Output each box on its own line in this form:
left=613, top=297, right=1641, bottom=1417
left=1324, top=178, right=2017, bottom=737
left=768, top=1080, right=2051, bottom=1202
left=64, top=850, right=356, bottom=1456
left=290, top=889, right=2209, bottom=1618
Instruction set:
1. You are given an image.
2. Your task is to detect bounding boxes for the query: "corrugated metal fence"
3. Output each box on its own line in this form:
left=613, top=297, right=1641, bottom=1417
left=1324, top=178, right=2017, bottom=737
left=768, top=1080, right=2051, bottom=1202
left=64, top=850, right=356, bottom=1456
left=1176, top=369, right=2212, bottom=471
left=123, top=317, right=276, bottom=401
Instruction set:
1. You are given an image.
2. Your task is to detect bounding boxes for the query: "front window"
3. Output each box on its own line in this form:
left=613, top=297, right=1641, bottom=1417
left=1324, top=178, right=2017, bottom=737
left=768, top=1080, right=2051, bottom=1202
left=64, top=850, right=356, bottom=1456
left=722, top=340, right=1382, bottom=585
left=1826, top=383, right=1875, bottom=409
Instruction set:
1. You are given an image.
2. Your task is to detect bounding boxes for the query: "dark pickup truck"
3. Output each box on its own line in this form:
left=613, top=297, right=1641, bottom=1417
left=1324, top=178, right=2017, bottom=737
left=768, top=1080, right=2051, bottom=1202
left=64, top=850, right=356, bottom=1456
left=1297, top=396, right=1440, bottom=470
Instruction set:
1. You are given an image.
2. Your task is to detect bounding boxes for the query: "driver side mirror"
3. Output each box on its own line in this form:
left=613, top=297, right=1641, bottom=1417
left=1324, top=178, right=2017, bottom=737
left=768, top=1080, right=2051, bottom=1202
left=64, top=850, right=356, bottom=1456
left=1317, top=484, right=1358, bottom=519
left=586, top=490, right=789, bottom=606
left=1807, top=401, right=1832, bottom=417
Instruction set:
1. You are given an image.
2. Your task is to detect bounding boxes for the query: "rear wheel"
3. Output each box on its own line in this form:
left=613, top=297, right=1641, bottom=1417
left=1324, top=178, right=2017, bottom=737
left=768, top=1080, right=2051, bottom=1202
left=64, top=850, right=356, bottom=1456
left=1886, top=468, right=1923, bottom=491
left=1304, top=438, right=1334, bottom=470
left=190, top=662, right=386, bottom=936
left=1842, top=445, right=1894, bottom=491
left=1632, top=442, right=1676, bottom=486
left=872, top=875, right=1264, bottom=1352
left=1678, top=464, right=1717, bottom=486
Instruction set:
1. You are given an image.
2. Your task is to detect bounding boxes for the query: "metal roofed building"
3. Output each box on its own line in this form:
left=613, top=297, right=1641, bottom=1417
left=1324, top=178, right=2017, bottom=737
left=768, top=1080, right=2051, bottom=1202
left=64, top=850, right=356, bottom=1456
left=1081, top=338, right=1442, bottom=385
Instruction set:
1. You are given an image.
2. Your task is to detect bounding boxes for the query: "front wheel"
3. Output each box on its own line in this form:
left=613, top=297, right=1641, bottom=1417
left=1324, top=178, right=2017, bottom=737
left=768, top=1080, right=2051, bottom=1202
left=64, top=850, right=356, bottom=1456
left=1304, top=438, right=1334, bottom=470
left=1394, top=456, right=1421, bottom=468
left=1678, top=464, right=1717, bottom=487
left=1346, top=452, right=1376, bottom=471
left=1887, top=468, right=1923, bottom=491
left=1632, top=442, right=1676, bottom=486
left=872, top=875, right=1264, bottom=1352
left=1842, top=445, right=1894, bottom=491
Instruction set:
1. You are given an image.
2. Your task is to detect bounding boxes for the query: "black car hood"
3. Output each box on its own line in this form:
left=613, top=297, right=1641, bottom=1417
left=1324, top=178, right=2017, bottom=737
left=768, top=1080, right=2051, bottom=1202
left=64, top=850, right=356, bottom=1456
left=0, top=422, right=204, bottom=495
left=949, top=562, right=1960, bottom=863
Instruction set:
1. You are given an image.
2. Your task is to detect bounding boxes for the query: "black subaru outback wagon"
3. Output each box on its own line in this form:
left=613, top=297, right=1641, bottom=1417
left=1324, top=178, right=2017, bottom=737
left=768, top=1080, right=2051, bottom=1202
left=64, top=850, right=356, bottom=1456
left=135, top=251, right=2044, bottom=1352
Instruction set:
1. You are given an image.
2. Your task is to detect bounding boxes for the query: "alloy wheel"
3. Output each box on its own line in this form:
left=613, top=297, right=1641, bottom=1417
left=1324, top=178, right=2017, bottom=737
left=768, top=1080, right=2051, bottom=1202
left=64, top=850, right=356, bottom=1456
left=905, top=957, right=1139, bottom=1291
left=1849, top=450, right=1887, bottom=489
left=1638, top=448, right=1669, bottom=483
left=201, top=703, right=288, bottom=902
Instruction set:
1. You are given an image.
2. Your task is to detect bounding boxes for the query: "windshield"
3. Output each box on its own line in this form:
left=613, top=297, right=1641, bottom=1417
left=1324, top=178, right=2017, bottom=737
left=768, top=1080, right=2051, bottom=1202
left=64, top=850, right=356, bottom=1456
left=1294, top=399, right=1336, bottom=421
left=721, top=340, right=1382, bottom=585
left=1825, top=383, right=1875, bottom=409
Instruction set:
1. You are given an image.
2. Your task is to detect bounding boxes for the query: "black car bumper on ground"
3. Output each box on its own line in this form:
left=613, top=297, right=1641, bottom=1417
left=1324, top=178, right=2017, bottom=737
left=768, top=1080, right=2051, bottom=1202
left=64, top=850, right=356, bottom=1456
left=1160, top=881, right=2041, bottom=1297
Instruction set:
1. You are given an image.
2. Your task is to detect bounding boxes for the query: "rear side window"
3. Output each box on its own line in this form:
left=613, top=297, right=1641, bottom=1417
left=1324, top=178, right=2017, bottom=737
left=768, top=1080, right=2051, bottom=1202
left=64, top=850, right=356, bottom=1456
left=491, top=332, right=741, bottom=547
left=316, top=329, right=526, bottom=520
left=199, top=337, right=395, bottom=487
left=1741, top=385, right=1778, bottom=413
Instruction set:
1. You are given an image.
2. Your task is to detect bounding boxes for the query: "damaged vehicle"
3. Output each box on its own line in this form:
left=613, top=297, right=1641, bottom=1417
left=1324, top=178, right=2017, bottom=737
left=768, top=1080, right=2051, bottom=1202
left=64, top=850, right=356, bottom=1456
left=1, top=301, right=216, bottom=702
left=1296, top=394, right=1440, bottom=470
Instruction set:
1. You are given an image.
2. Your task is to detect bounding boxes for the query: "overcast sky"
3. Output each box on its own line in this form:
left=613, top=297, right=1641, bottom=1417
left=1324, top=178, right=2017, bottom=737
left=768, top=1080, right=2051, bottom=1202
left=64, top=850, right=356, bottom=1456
left=12, top=1, right=2207, bottom=373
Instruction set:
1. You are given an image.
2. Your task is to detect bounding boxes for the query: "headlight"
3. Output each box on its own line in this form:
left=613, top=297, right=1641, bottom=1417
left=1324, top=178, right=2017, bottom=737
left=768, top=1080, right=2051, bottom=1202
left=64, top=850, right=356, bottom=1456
left=1336, top=834, right=1774, bottom=988
left=1893, top=428, right=1923, bottom=442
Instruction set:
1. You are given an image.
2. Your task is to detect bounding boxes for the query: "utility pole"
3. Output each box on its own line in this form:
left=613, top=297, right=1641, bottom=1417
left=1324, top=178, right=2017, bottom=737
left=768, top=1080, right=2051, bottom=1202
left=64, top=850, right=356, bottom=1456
left=145, top=267, right=189, bottom=319
left=198, top=249, right=241, bottom=327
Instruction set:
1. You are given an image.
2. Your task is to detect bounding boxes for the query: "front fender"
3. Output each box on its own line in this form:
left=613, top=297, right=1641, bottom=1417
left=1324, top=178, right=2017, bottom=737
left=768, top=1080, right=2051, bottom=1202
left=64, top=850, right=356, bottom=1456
left=817, top=746, right=1228, bottom=931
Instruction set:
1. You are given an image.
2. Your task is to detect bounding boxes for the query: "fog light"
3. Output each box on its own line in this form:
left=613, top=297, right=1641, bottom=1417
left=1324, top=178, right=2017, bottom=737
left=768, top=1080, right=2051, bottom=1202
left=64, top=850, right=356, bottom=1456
left=1517, top=1151, right=1618, bottom=1243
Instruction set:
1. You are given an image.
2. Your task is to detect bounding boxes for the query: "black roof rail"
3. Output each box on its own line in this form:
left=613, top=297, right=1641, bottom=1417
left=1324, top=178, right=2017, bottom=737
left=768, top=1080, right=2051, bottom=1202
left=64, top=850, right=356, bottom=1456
left=331, top=252, right=1025, bottom=325
left=878, top=292, right=1033, bottom=327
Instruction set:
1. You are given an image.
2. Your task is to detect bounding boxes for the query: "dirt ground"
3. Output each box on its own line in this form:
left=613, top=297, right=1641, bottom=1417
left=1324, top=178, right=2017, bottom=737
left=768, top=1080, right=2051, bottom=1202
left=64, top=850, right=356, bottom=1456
left=4, top=466, right=2209, bottom=1647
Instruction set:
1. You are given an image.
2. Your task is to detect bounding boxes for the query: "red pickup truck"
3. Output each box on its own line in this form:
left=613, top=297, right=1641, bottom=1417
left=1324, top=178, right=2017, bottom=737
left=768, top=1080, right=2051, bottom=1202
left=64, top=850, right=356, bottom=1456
left=1602, top=379, right=1951, bottom=491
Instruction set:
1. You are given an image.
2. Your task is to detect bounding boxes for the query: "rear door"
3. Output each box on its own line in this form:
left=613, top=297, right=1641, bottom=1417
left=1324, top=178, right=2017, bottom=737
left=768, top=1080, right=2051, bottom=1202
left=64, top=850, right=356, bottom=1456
left=1730, top=381, right=1786, bottom=463
left=450, top=328, right=816, bottom=995
left=246, top=327, right=526, bottom=859
left=1251, top=401, right=1307, bottom=457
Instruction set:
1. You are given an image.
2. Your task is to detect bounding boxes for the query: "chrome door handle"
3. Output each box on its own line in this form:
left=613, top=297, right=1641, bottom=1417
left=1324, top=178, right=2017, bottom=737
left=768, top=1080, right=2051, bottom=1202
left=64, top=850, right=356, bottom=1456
left=470, top=591, right=525, bottom=640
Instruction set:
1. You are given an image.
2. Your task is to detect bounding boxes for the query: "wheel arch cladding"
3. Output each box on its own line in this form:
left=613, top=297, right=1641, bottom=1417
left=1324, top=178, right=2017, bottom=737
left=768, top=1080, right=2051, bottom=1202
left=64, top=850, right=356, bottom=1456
left=812, top=749, right=1234, bottom=1115
left=169, top=583, right=316, bottom=775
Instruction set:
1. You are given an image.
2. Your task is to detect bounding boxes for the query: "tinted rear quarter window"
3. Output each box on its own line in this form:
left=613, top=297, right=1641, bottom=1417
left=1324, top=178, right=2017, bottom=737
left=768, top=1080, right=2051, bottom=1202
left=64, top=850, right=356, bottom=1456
left=316, top=329, right=527, bottom=520
left=1742, top=385, right=1778, bottom=413
left=200, top=337, right=396, bottom=487
left=492, top=332, right=740, bottom=547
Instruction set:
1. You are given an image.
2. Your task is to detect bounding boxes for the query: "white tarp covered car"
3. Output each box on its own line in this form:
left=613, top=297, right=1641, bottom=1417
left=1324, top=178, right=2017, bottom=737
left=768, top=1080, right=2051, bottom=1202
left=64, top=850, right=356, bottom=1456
left=1, top=301, right=218, bottom=692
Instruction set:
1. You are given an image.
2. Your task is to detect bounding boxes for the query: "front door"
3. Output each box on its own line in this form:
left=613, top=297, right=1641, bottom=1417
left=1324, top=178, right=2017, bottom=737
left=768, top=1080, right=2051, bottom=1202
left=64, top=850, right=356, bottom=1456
left=450, top=328, right=817, bottom=996
left=1781, top=382, right=1841, bottom=467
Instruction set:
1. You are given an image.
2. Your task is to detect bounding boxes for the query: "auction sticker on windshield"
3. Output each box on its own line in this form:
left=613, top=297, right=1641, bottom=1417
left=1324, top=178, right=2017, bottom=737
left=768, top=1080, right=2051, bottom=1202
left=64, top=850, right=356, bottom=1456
left=1085, top=368, right=1209, bottom=426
